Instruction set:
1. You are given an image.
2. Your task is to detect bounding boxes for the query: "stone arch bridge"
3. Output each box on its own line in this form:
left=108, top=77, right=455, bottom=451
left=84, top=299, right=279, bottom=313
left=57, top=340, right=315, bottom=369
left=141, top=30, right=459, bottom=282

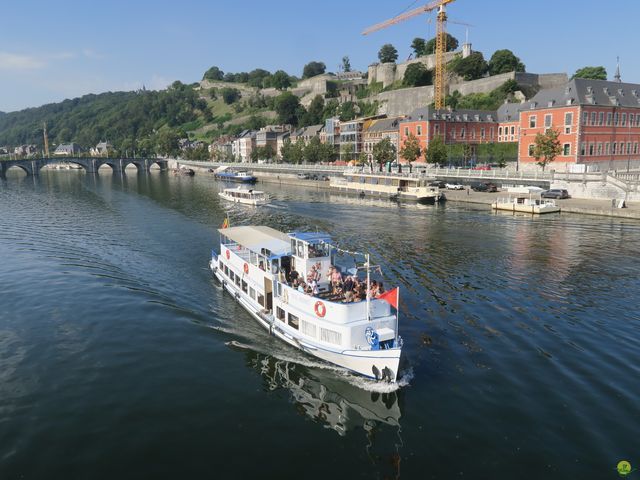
left=0, top=157, right=169, bottom=179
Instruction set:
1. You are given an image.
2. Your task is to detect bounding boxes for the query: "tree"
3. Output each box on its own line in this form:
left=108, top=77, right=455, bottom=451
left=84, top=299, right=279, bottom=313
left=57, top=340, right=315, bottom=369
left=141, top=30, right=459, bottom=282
left=274, top=92, right=302, bottom=126
left=425, top=135, right=447, bottom=165
left=302, top=61, right=326, bottom=79
left=271, top=70, right=291, bottom=90
left=573, top=66, right=607, bottom=80
left=304, top=137, right=326, bottom=163
left=300, top=95, right=324, bottom=126
left=155, top=129, right=179, bottom=157
left=403, top=63, right=433, bottom=87
left=488, top=49, right=526, bottom=75
left=532, top=128, right=562, bottom=171
left=452, top=51, right=488, bottom=81
left=340, top=143, right=355, bottom=161
left=411, top=38, right=427, bottom=57
left=399, top=133, right=421, bottom=164
left=221, top=87, right=241, bottom=104
left=341, top=56, right=352, bottom=73
left=203, top=66, right=224, bottom=81
left=339, top=101, right=357, bottom=122
left=372, top=138, right=396, bottom=171
left=280, top=138, right=305, bottom=163
left=424, top=33, right=459, bottom=55
left=378, top=44, right=398, bottom=64
left=251, top=145, right=275, bottom=162
left=248, top=69, right=271, bottom=88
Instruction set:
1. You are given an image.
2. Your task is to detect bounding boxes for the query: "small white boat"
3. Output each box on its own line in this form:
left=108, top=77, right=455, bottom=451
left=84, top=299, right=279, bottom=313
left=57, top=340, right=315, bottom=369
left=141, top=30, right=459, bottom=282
left=492, top=196, right=560, bottom=214
left=210, top=226, right=403, bottom=383
left=219, top=187, right=269, bottom=206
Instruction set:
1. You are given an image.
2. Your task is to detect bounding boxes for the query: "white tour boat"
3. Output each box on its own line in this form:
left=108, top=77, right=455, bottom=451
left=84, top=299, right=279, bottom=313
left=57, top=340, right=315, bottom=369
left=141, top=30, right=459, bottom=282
left=330, top=171, right=444, bottom=204
left=492, top=196, right=560, bottom=214
left=219, top=187, right=269, bottom=206
left=209, top=226, right=403, bottom=382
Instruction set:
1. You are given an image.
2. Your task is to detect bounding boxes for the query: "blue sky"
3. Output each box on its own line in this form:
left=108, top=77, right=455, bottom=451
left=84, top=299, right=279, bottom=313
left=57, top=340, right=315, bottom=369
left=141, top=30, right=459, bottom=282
left=0, top=0, right=635, bottom=112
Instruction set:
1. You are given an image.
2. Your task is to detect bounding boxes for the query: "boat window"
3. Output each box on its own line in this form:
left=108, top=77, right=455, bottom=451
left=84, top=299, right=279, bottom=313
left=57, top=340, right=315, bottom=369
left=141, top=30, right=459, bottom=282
left=235, top=275, right=241, bottom=287
left=385, top=178, right=393, bottom=186
left=257, top=294, right=265, bottom=307
left=359, top=177, right=366, bottom=183
left=249, top=287, right=256, bottom=300
left=224, top=265, right=229, bottom=276
left=242, top=280, right=248, bottom=293
left=250, top=251, right=258, bottom=265
left=276, top=307, right=286, bottom=321
left=219, top=260, right=223, bottom=270
left=288, top=313, right=300, bottom=330
left=308, top=242, right=330, bottom=258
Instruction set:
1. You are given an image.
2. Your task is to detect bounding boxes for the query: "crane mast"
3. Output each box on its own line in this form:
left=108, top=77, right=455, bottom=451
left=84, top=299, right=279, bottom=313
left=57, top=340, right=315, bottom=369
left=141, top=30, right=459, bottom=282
left=363, top=0, right=456, bottom=110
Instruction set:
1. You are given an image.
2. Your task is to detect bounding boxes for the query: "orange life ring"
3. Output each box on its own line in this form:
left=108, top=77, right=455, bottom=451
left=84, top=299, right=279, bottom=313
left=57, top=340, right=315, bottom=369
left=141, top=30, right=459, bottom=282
left=314, top=301, right=326, bottom=318
left=225, top=250, right=230, bottom=260
left=243, top=263, right=249, bottom=274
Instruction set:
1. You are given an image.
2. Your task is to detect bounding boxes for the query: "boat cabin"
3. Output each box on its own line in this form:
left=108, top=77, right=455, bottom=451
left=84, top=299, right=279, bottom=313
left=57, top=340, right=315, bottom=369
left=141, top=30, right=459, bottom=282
left=288, top=232, right=333, bottom=290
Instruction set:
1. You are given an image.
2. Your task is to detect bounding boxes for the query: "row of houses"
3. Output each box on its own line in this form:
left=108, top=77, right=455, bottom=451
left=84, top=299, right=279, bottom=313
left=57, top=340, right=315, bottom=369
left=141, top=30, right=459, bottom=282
left=217, top=77, right=640, bottom=172
left=0, top=142, right=114, bottom=158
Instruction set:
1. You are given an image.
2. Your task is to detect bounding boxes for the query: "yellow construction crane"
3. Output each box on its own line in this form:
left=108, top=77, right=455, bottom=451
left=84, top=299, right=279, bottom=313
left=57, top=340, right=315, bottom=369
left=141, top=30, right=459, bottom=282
left=43, top=122, right=50, bottom=157
left=363, top=0, right=456, bottom=109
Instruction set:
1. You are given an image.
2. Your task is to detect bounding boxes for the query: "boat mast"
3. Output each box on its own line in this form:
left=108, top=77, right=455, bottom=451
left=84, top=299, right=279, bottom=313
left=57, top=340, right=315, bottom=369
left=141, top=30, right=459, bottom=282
left=366, top=253, right=371, bottom=321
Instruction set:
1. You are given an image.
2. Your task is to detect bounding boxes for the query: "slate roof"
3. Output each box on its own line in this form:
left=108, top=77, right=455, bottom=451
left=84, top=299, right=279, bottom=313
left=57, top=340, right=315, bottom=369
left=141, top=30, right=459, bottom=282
left=401, top=107, right=497, bottom=123
left=497, top=102, right=527, bottom=122
left=527, top=78, right=640, bottom=110
left=367, top=117, right=401, bottom=132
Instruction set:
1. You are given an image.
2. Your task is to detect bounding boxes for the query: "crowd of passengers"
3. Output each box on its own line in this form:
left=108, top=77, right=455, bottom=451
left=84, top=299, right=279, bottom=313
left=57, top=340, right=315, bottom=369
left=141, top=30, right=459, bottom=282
left=279, top=263, right=385, bottom=303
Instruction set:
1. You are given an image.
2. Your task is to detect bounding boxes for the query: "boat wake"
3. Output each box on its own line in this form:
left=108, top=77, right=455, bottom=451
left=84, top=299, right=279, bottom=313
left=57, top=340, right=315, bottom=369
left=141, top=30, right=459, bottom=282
left=225, top=339, right=412, bottom=392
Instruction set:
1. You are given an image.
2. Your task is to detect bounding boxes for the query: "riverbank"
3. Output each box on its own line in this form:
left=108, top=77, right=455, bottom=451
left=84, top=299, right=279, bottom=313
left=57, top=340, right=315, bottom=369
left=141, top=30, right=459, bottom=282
left=184, top=163, right=640, bottom=220
left=443, top=189, right=640, bottom=219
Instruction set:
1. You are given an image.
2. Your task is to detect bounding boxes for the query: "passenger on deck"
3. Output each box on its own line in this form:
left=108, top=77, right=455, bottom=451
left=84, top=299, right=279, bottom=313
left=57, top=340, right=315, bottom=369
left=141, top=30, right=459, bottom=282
left=289, top=269, right=299, bottom=284
left=296, top=280, right=306, bottom=293
left=376, top=281, right=385, bottom=297
left=331, top=268, right=343, bottom=294
left=369, top=280, right=379, bottom=298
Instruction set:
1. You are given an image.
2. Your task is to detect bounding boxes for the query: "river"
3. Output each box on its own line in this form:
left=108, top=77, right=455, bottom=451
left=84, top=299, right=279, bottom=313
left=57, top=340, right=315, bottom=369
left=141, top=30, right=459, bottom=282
left=0, top=169, right=638, bottom=479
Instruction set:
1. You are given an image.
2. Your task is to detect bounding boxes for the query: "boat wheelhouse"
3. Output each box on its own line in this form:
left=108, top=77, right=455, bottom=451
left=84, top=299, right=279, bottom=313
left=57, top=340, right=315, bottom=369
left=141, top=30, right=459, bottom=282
left=210, top=226, right=402, bottom=382
left=330, top=171, right=444, bottom=204
left=219, top=187, right=269, bottom=206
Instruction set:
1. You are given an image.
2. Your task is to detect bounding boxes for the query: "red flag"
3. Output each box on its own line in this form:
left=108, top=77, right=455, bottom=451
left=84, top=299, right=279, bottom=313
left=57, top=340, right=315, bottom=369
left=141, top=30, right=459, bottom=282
left=377, top=287, right=399, bottom=309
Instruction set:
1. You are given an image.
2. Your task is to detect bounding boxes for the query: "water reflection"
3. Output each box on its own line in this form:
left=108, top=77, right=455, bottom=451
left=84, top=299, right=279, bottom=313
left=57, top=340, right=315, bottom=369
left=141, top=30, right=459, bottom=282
left=242, top=350, right=402, bottom=434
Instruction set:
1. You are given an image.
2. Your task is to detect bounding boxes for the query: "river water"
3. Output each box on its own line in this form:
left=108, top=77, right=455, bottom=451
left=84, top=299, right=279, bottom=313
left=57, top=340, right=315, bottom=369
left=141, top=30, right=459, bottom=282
left=0, top=169, right=638, bottom=479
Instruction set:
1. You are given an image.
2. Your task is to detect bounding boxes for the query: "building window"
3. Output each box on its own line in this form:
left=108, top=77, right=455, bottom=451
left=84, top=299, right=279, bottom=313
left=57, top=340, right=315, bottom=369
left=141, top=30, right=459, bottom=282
left=416, top=125, right=422, bottom=136
left=583, top=112, right=589, bottom=125
left=591, top=112, right=597, bottom=125
left=630, top=113, right=635, bottom=126
left=598, top=112, right=604, bottom=126
left=580, top=143, right=586, bottom=156
left=471, top=129, right=476, bottom=140
left=510, top=126, right=515, bottom=135
left=605, top=143, right=610, bottom=155
left=612, top=142, right=617, bottom=154
left=451, top=129, right=456, bottom=139
left=404, top=127, right=409, bottom=137
left=563, top=143, right=571, bottom=156
left=460, top=128, right=465, bottom=139
left=627, top=142, right=632, bottom=154
left=481, top=128, right=486, bottom=139
left=597, top=143, right=603, bottom=155
left=529, top=116, right=537, bottom=128
left=614, top=112, right=619, bottom=126
left=588, top=143, right=594, bottom=156
left=637, top=115, right=640, bottom=127
left=434, top=124, right=440, bottom=135
left=544, top=114, right=552, bottom=128
left=528, top=144, right=535, bottom=156
left=498, top=126, right=503, bottom=136
left=607, top=112, right=613, bottom=126
left=622, top=113, right=627, bottom=127
left=565, top=112, right=573, bottom=125
left=490, top=127, right=494, bottom=139
left=635, top=142, right=639, bottom=155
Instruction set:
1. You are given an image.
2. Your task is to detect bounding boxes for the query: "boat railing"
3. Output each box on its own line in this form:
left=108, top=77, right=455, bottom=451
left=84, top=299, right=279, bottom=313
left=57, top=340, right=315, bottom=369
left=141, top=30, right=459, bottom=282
left=278, top=283, right=390, bottom=324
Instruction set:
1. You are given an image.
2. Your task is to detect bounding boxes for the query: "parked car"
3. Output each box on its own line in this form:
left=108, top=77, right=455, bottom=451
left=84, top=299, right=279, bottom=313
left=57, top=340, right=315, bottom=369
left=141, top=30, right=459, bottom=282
left=472, top=165, right=492, bottom=171
left=429, top=180, right=447, bottom=188
left=471, top=182, right=498, bottom=192
left=541, top=189, right=570, bottom=199
left=445, top=183, right=465, bottom=190
left=296, top=173, right=310, bottom=180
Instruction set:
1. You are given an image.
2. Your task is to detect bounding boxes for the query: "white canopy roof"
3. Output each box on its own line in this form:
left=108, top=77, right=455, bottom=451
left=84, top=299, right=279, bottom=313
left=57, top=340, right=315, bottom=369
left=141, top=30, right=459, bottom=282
left=219, top=226, right=291, bottom=256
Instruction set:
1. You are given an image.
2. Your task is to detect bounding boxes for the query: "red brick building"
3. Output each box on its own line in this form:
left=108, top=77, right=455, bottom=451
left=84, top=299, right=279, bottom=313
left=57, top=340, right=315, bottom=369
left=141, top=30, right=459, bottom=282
left=398, top=108, right=498, bottom=162
left=517, top=78, right=640, bottom=171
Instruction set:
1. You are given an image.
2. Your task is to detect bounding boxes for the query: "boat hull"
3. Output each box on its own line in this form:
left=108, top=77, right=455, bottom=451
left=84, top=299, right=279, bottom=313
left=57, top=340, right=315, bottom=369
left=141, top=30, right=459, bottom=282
left=210, top=260, right=401, bottom=382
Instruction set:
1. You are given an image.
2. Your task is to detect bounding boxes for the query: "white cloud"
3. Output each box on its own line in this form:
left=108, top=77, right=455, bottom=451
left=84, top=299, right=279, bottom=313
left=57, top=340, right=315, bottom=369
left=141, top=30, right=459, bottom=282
left=0, top=52, right=45, bottom=70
